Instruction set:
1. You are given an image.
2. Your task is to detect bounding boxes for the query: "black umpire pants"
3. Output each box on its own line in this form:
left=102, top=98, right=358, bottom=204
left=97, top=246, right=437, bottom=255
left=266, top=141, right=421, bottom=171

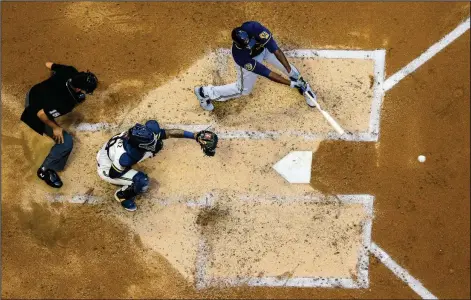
left=25, top=92, right=74, bottom=171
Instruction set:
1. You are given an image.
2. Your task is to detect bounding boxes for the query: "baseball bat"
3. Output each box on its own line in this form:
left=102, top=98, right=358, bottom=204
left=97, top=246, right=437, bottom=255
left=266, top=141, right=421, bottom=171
left=305, top=92, right=346, bottom=135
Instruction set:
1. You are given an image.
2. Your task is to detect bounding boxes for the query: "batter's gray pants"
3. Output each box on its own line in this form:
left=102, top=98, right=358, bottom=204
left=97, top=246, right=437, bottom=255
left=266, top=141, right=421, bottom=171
left=25, top=92, right=74, bottom=171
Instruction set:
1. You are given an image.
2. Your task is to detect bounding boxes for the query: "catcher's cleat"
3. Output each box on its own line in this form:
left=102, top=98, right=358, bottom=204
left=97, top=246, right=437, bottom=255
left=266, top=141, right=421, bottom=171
left=194, top=87, right=214, bottom=111
left=37, top=167, right=63, bottom=188
left=114, top=189, right=137, bottom=212
left=304, top=90, right=317, bottom=108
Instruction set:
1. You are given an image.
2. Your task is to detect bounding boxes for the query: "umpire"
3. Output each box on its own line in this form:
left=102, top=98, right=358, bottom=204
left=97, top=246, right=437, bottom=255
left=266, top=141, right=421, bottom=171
left=20, top=62, right=98, bottom=188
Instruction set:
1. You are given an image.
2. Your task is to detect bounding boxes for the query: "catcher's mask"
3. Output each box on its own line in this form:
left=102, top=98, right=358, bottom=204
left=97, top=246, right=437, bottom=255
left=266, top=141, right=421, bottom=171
left=128, top=123, right=160, bottom=152
left=231, top=28, right=256, bottom=49
left=66, top=71, right=98, bottom=104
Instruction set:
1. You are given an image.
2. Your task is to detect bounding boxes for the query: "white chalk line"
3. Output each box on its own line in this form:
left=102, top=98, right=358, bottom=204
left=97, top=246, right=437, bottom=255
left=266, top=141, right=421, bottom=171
left=195, top=194, right=374, bottom=289
left=369, top=17, right=470, bottom=297
left=383, top=17, right=470, bottom=92
left=369, top=50, right=386, bottom=141
left=217, top=48, right=383, bottom=60
left=195, top=237, right=211, bottom=290
left=70, top=50, right=384, bottom=290
left=46, top=193, right=102, bottom=204
left=75, top=122, right=379, bottom=142
left=75, top=48, right=386, bottom=142
left=217, top=48, right=386, bottom=142
left=201, top=277, right=362, bottom=289
left=370, top=243, right=438, bottom=299
left=46, top=191, right=217, bottom=207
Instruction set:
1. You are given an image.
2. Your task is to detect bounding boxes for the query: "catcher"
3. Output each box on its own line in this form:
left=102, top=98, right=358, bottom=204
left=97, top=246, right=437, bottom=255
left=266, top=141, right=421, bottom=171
left=96, top=119, right=218, bottom=212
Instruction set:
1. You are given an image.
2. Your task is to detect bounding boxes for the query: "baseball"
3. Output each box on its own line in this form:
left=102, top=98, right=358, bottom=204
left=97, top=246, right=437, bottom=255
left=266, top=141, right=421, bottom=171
left=418, top=155, right=426, bottom=163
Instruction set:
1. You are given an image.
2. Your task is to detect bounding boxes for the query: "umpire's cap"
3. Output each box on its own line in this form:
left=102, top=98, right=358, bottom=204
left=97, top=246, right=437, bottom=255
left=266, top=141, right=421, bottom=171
left=71, top=71, right=98, bottom=94
left=231, top=27, right=256, bottom=49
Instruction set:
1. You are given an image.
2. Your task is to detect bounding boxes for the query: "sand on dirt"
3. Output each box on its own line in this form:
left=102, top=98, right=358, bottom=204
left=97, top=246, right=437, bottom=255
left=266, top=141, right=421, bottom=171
left=2, top=2, right=470, bottom=299
left=198, top=195, right=372, bottom=287
left=4, top=48, right=377, bottom=284
left=120, top=52, right=375, bottom=135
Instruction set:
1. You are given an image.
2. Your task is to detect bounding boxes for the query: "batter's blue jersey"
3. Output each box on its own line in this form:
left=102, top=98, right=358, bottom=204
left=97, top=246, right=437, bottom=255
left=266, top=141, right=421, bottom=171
left=231, top=21, right=280, bottom=78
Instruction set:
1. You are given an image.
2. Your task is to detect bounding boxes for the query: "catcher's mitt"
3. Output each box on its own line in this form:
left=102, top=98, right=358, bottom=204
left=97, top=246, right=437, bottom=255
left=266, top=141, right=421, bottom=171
left=196, top=130, right=218, bottom=156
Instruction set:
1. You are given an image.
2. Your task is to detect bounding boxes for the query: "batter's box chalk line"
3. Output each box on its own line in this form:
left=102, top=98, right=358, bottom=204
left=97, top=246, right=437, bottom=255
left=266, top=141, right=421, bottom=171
left=46, top=193, right=101, bottom=204
left=215, top=48, right=386, bottom=142
left=195, top=194, right=374, bottom=289
left=370, top=243, right=437, bottom=299
left=383, top=17, right=470, bottom=92
left=75, top=48, right=386, bottom=142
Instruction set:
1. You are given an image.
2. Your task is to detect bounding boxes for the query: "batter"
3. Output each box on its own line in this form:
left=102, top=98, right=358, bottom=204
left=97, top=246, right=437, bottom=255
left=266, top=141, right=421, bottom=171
left=194, top=21, right=317, bottom=111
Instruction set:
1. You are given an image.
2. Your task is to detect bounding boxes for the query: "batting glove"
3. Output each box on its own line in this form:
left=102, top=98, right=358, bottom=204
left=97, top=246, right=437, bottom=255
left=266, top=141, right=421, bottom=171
left=290, top=77, right=308, bottom=95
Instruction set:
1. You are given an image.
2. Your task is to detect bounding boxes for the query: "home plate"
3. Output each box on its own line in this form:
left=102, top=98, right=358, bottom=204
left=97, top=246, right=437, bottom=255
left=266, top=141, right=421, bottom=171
left=273, top=151, right=313, bottom=184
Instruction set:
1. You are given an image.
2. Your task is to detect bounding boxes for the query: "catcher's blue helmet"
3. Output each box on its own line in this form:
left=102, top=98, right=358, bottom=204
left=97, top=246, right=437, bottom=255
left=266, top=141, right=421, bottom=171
left=231, top=27, right=256, bottom=49
left=128, top=123, right=159, bottom=152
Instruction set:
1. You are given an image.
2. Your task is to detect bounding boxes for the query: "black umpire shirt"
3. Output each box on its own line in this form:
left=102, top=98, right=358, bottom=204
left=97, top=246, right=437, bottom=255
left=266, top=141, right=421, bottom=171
left=20, top=64, right=79, bottom=135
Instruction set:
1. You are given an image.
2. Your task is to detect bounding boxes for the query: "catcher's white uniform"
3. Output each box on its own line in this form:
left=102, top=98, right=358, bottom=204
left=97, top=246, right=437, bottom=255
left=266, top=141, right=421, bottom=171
left=96, top=131, right=154, bottom=186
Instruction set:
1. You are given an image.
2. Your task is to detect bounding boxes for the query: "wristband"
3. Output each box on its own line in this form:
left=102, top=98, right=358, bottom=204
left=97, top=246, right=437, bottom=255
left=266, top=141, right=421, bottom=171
left=183, top=131, right=195, bottom=139
left=290, top=81, right=297, bottom=88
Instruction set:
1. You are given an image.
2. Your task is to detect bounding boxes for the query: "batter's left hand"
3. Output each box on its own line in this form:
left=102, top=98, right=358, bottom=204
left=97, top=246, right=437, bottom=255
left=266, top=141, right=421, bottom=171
left=292, top=77, right=308, bottom=95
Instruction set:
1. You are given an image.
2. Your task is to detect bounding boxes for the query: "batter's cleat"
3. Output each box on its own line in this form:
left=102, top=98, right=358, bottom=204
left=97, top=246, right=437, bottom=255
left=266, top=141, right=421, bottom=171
left=305, top=90, right=317, bottom=108
left=114, top=190, right=137, bottom=212
left=37, top=167, right=63, bottom=188
left=194, top=86, right=214, bottom=111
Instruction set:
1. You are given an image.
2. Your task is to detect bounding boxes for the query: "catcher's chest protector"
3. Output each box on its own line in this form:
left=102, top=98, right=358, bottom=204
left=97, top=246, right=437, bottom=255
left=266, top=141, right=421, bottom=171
left=105, top=132, right=154, bottom=166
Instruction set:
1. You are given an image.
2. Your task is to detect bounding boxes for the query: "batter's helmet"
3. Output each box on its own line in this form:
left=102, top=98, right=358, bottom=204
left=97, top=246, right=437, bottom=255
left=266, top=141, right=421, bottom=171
left=71, top=71, right=98, bottom=94
left=128, top=123, right=159, bottom=152
left=231, top=27, right=256, bottom=49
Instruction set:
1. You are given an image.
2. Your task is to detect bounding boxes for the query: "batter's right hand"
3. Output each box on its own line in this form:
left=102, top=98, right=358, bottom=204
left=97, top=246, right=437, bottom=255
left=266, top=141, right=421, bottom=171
left=291, top=77, right=308, bottom=95
left=53, top=127, right=64, bottom=144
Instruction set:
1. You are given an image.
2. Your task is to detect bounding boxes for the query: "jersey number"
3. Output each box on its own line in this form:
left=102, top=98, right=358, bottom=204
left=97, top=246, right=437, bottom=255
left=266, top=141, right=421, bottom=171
left=105, top=135, right=123, bottom=152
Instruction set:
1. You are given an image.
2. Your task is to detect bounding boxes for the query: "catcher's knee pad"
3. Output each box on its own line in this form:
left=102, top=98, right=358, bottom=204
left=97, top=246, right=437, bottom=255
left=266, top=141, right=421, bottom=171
left=132, top=171, right=149, bottom=194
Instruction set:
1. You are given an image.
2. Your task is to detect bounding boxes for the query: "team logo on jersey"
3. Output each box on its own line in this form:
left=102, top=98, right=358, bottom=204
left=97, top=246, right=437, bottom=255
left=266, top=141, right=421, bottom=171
left=259, top=31, right=270, bottom=39
left=244, top=63, right=254, bottom=71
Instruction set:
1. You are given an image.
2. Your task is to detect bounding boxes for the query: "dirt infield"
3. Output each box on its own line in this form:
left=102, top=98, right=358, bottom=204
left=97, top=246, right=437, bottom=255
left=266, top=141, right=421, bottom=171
left=1, top=2, right=470, bottom=299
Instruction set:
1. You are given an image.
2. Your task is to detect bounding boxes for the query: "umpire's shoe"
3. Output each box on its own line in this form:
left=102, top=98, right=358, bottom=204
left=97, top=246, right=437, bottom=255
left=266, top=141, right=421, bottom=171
left=37, top=167, right=63, bottom=188
left=114, top=188, right=137, bottom=212
left=194, top=87, right=214, bottom=111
